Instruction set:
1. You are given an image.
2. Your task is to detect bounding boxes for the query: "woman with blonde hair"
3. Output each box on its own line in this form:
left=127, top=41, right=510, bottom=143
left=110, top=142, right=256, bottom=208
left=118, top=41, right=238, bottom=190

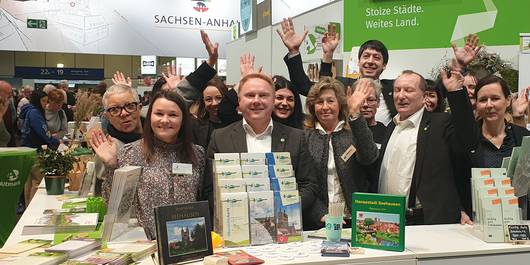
left=303, top=77, right=378, bottom=229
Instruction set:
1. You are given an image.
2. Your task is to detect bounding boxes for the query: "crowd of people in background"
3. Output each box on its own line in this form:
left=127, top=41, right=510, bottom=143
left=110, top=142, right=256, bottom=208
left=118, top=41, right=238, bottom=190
left=2, top=20, right=530, bottom=238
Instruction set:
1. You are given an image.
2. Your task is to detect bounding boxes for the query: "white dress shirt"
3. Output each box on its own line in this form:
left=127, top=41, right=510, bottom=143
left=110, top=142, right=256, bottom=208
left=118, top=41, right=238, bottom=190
left=242, top=118, right=273, bottom=153
left=379, top=108, right=425, bottom=205
left=316, top=121, right=346, bottom=206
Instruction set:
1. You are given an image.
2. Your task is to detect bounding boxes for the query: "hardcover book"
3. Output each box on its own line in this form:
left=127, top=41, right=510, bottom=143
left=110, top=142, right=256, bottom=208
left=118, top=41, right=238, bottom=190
left=217, top=179, right=246, bottom=193
left=248, top=191, right=275, bottom=245
left=240, top=153, right=267, bottom=165
left=351, top=192, right=405, bottom=252
left=244, top=178, right=270, bottom=192
left=220, top=192, right=250, bottom=247
left=241, top=165, right=268, bottom=179
left=274, top=191, right=302, bottom=243
left=154, top=201, right=212, bottom=265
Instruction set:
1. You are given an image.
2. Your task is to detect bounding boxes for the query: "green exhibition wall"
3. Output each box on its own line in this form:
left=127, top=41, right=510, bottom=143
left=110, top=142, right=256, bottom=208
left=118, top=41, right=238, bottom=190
left=344, top=0, right=530, bottom=51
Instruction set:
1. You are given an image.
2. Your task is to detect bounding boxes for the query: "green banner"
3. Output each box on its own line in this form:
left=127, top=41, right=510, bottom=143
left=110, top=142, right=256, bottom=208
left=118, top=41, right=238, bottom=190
left=344, top=0, right=530, bottom=51
left=0, top=148, right=36, bottom=247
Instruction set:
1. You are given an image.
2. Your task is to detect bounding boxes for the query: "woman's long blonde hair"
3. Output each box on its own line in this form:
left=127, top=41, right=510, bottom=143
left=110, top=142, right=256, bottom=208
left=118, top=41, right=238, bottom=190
left=304, top=77, right=349, bottom=130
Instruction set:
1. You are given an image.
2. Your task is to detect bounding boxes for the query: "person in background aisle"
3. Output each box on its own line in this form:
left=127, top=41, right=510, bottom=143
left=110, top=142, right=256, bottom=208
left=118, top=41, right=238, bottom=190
left=424, top=79, right=447, bottom=113
left=57, top=80, right=75, bottom=121
left=463, top=72, right=478, bottom=112
left=44, top=88, right=68, bottom=138
left=207, top=72, right=321, bottom=229
left=20, top=90, right=60, bottom=150
left=217, top=53, right=305, bottom=129
left=0, top=81, right=16, bottom=146
left=303, top=77, right=379, bottom=230
left=278, top=18, right=397, bottom=125
left=90, top=90, right=208, bottom=240
left=20, top=89, right=61, bottom=206
left=0, top=96, right=11, bottom=146
left=17, top=85, right=32, bottom=115
left=191, top=77, right=228, bottom=149
left=472, top=77, right=530, bottom=168
left=90, top=84, right=143, bottom=196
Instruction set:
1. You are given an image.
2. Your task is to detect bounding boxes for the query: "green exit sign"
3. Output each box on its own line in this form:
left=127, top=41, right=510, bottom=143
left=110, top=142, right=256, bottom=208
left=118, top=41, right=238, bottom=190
left=27, top=19, right=47, bottom=29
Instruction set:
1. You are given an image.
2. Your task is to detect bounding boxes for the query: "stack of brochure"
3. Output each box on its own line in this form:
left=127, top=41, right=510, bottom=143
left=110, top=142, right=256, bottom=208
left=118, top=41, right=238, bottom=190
left=8, top=252, right=67, bottom=265
left=63, top=252, right=131, bottom=265
left=22, top=213, right=99, bottom=235
left=104, top=241, right=156, bottom=261
left=45, top=239, right=100, bottom=258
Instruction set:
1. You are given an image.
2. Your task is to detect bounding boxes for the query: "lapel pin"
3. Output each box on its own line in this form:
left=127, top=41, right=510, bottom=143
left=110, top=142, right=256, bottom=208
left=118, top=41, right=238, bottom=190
left=424, top=125, right=429, bottom=131
left=280, top=138, right=285, bottom=142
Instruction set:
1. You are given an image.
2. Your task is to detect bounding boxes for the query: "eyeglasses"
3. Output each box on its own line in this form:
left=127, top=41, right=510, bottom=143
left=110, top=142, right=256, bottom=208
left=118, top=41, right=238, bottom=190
left=106, top=102, right=139, bottom=117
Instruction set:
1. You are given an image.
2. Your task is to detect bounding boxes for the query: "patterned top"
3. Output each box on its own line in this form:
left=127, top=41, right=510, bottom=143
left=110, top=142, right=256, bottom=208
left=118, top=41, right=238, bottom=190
left=102, top=138, right=206, bottom=239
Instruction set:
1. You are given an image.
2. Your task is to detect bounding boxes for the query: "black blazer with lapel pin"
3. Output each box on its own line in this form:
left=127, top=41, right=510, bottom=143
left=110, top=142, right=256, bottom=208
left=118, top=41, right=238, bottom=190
left=377, top=89, right=478, bottom=224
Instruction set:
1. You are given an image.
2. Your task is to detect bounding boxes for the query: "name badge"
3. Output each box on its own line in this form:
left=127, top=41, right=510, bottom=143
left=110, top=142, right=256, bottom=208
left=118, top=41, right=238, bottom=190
left=341, top=145, right=356, bottom=162
left=172, top=163, right=193, bottom=175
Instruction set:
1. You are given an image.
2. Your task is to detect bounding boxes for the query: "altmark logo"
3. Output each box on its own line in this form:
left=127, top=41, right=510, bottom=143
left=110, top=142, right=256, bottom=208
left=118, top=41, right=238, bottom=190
left=7, top=169, right=19, bottom=182
left=192, top=0, right=209, bottom=13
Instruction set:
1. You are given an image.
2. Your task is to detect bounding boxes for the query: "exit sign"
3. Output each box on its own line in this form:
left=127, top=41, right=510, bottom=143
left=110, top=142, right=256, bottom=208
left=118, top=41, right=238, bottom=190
left=27, top=19, right=47, bottom=29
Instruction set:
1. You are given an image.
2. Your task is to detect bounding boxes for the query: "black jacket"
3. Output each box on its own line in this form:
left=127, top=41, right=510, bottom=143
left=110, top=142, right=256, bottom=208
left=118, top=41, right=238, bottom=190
left=378, top=89, right=478, bottom=224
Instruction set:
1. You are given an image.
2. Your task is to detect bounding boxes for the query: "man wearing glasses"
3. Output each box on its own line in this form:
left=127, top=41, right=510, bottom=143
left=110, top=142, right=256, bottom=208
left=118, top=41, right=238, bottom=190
left=354, top=78, right=386, bottom=147
left=93, top=84, right=143, bottom=195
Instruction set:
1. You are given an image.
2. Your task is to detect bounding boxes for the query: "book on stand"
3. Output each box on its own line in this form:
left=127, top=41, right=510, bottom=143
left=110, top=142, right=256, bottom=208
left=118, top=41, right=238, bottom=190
left=351, top=192, right=406, bottom=252
left=154, top=201, right=212, bottom=264
left=101, top=166, right=142, bottom=242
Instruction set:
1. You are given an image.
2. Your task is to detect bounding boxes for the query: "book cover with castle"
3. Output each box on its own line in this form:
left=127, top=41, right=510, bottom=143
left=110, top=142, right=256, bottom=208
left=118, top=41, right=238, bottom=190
left=154, top=201, right=212, bottom=264
left=274, top=191, right=302, bottom=243
left=351, top=192, right=405, bottom=252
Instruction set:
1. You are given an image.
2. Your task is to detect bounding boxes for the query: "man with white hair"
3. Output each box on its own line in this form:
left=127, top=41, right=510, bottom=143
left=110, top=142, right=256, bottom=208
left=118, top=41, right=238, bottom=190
left=91, top=84, right=143, bottom=196
left=17, top=85, right=32, bottom=115
left=57, top=80, right=75, bottom=121
left=0, top=81, right=16, bottom=146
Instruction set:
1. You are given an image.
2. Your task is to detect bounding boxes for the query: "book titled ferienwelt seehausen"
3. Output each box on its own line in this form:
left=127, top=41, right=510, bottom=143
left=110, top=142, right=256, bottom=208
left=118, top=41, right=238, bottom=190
left=351, top=192, right=406, bottom=252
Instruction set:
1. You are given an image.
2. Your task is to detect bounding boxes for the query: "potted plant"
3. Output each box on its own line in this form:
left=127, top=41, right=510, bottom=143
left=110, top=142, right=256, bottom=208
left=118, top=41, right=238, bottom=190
left=38, top=148, right=77, bottom=195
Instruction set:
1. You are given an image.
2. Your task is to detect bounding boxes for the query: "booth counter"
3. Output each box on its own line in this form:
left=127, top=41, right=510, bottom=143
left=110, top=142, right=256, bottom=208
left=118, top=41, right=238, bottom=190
left=5, top=186, right=530, bottom=265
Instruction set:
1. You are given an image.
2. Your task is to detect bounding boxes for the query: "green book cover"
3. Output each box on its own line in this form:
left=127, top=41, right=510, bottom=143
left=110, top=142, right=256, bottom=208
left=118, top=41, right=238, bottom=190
left=351, top=192, right=405, bottom=252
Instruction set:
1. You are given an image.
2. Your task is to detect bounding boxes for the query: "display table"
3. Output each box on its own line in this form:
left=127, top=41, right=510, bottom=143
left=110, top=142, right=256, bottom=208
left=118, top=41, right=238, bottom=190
left=0, top=147, right=36, bottom=247
left=5, top=188, right=530, bottom=265
left=406, top=225, right=530, bottom=265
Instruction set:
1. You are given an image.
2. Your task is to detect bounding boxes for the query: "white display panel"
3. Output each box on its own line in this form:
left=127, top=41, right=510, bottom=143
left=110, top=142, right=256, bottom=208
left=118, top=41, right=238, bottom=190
left=271, top=0, right=335, bottom=24
left=0, top=0, right=239, bottom=57
left=177, top=57, right=195, bottom=76
left=141, top=56, right=157, bottom=75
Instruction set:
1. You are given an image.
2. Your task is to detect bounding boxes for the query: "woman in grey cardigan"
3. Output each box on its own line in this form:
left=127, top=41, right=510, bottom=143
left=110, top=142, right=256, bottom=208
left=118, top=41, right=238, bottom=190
left=303, top=77, right=379, bottom=230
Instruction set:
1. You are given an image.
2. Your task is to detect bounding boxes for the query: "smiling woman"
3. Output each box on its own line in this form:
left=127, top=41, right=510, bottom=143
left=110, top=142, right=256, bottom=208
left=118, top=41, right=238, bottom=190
left=473, top=75, right=530, bottom=168
left=92, top=90, right=210, bottom=240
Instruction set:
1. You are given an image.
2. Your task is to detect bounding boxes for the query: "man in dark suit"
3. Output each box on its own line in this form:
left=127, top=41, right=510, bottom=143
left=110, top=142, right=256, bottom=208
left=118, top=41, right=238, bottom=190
left=207, top=73, right=321, bottom=228
left=377, top=35, right=483, bottom=225
left=277, top=18, right=396, bottom=125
